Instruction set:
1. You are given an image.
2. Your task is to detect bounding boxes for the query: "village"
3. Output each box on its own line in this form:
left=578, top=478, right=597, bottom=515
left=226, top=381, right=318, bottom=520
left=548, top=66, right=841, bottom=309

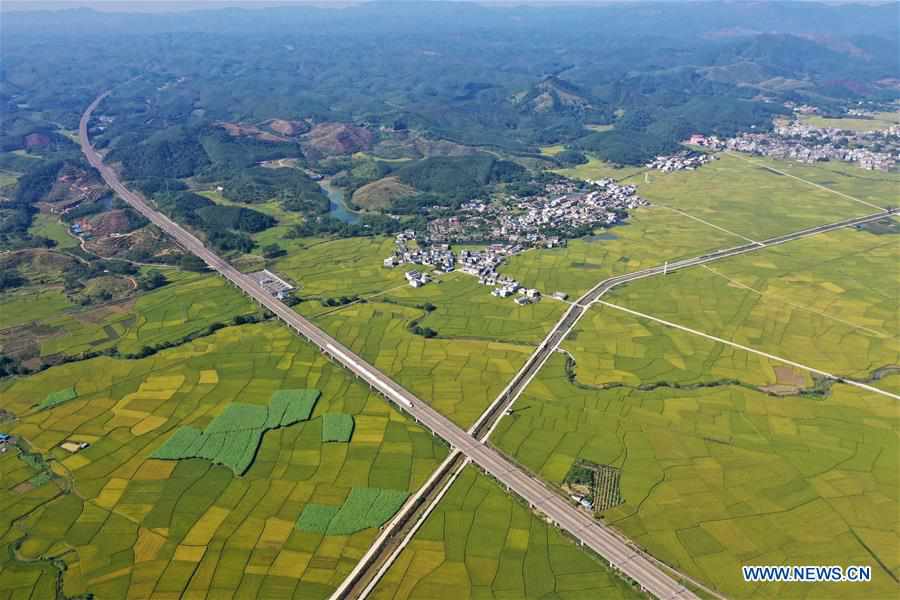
left=381, top=176, right=648, bottom=304
left=426, top=177, right=646, bottom=245
left=689, top=119, right=899, bottom=171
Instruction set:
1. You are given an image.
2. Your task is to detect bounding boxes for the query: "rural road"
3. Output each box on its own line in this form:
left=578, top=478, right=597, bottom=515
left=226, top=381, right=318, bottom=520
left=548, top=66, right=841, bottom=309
left=81, top=90, right=894, bottom=600
left=469, top=206, right=894, bottom=442
left=81, top=92, right=699, bottom=600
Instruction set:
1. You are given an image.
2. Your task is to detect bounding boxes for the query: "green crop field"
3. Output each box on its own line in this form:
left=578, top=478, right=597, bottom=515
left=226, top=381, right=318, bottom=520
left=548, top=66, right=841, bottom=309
left=372, top=466, right=642, bottom=600
left=606, top=226, right=899, bottom=388
left=322, top=413, right=354, bottom=443
left=0, top=287, right=74, bottom=330
left=501, top=205, right=743, bottom=299
left=296, top=487, right=408, bottom=536
left=0, top=320, right=449, bottom=599
left=29, top=213, right=80, bottom=249
left=553, top=154, right=644, bottom=182
left=801, top=111, right=900, bottom=132
left=636, top=152, right=875, bottom=241
left=492, top=302, right=900, bottom=598
left=30, top=271, right=256, bottom=358
left=38, top=386, right=78, bottom=410
left=152, top=394, right=324, bottom=474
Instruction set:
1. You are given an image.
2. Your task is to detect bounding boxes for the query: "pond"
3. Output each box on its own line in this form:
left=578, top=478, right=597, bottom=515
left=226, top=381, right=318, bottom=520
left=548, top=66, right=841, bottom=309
left=320, top=179, right=361, bottom=224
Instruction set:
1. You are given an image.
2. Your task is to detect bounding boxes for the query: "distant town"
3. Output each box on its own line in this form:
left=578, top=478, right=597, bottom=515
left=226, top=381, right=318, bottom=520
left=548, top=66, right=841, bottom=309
left=690, top=113, right=899, bottom=171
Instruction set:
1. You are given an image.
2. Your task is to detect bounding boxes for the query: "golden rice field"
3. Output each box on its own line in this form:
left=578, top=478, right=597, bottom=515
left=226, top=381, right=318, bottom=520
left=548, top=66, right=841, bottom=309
left=0, top=322, right=447, bottom=599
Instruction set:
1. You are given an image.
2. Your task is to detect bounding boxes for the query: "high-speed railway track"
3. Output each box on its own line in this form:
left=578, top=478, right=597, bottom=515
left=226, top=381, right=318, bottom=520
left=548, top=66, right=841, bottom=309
left=81, top=90, right=893, bottom=600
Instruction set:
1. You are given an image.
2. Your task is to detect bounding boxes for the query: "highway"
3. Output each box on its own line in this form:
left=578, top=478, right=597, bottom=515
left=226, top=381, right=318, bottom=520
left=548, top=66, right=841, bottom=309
left=81, top=91, right=893, bottom=600
left=81, top=92, right=699, bottom=600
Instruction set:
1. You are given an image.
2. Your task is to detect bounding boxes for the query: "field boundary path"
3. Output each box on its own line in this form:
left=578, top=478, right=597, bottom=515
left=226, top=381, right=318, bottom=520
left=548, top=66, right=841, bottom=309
left=596, top=300, right=900, bottom=401
left=81, top=92, right=699, bottom=600
left=350, top=191, right=894, bottom=595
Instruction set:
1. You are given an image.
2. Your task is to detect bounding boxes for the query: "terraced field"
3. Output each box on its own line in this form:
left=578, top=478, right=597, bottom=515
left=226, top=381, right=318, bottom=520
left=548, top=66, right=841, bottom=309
left=372, top=466, right=642, bottom=600
left=492, top=305, right=900, bottom=598
left=0, top=321, right=448, bottom=599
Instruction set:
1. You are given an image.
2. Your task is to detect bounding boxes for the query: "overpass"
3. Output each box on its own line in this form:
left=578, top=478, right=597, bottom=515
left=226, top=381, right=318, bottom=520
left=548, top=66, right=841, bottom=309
left=81, top=91, right=700, bottom=600
left=81, top=90, right=893, bottom=600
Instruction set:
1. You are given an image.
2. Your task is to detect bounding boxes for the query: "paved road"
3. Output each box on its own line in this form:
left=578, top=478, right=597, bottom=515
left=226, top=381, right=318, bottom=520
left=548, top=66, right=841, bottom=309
left=469, top=207, right=894, bottom=440
left=81, top=92, right=699, bottom=600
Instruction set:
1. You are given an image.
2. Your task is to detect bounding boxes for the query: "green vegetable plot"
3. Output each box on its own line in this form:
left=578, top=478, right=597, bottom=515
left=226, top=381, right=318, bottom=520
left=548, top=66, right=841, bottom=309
left=296, top=487, right=409, bottom=536
left=38, top=387, right=78, bottom=411
left=322, top=413, right=354, bottom=442
left=151, top=389, right=320, bottom=475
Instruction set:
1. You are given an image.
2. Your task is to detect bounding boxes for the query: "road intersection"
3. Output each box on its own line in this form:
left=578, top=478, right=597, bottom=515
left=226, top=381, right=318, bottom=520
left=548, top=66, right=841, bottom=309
left=81, top=90, right=894, bottom=600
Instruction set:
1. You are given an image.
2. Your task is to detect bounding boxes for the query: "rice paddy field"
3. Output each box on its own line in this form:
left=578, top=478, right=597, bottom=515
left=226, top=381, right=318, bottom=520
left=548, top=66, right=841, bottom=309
left=491, top=299, right=900, bottom=598
left=635, top=153, right=877, bottom=241
left=313, top=299, right=539, bottom=428
left=552, top=154, right=645, bottom=182
left=274, top=237, right=409, bottom=302
left=606, top=226, right=900, bottom=389
left=727, top=155, right=900, bottom=211
left=500, top=206, right=743, bottom=299
left=2, top=271, right=257, bottom=359
left=372, top=466, right=642, bottom=600
left=0, top=321, right=448, bottom=599
left=801, top=110, right=900, bottom=132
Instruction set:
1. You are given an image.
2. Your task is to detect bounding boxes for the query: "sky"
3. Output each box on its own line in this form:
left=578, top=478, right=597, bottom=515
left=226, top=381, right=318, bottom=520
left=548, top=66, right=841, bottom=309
left=1, top=0, right=868, bottom=12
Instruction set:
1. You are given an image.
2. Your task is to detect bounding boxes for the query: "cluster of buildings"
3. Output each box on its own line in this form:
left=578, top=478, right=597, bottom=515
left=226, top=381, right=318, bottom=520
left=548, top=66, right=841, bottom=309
left=385, top=235, right=570, bottom=305
left=645, top=150, right=716, bottom=172
left=403, top=270, right=432, bottom=288
left=383, top=231, right=455, bottom=274
left=688, top=116, right=899, bottom=171
left=427, top=178, right=646, bottom=246
left=0, top=432, right=12, bottom=455
left=248, top=269, right=295, bottom=299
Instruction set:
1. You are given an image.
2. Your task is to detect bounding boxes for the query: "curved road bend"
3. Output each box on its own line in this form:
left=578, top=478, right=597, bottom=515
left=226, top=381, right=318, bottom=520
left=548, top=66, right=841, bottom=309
left=81, top=93, right=699, bottom=599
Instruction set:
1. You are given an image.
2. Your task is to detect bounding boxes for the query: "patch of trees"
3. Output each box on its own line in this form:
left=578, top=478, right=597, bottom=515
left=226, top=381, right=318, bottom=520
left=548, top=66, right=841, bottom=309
left=15, top=159, right=64, bottom=205
left=395, top=155, right=525, bottom=201
left=111, top=129, right=210, bottom=179
left=0, top=159, right=64, bottom=248
left=131, top=177, right=188, bottom=196
left=573, top=97, right=787, bottom=165
left=289, top=213, right=419, bottom=238
left=319, top=295, right=360, bottom=307
left=152, top=191, right=273, bottom=252
left=214, top=166, right=329, bottom=215
left=0, top=269, right=26, bottom=291
left=139, top=270, right=168, bottom=290
left=200, top=129, right=304, bottom=169
left=195, top=205, right=276, bottom=233
left=262, top=243, right=286, bottom=259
